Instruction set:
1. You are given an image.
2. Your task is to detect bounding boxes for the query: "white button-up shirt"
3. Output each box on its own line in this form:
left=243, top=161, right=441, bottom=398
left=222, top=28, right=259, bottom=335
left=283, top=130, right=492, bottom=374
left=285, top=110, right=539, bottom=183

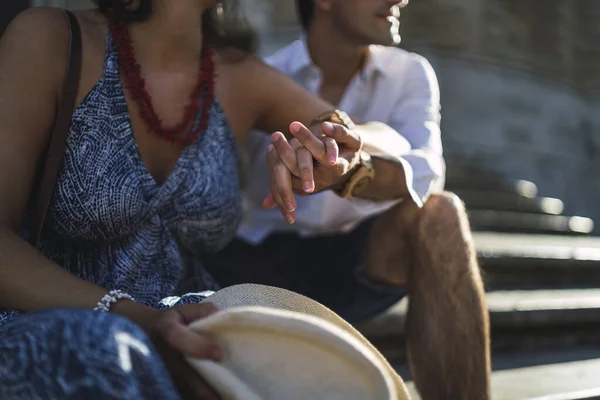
left=237, top=38, right=445, bottom=245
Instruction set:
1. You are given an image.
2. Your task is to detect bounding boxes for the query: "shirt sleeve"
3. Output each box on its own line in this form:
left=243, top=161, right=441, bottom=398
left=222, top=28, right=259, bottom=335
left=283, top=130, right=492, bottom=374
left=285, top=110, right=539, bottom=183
left=349, top=54, right=445, bottom=215
left=388, top=54, right=445, bottom=207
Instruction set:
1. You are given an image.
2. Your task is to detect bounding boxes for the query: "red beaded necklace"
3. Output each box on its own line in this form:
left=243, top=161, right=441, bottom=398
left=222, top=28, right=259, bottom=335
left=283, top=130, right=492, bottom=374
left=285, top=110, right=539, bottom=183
left=109, top=18, right=215, bottom=145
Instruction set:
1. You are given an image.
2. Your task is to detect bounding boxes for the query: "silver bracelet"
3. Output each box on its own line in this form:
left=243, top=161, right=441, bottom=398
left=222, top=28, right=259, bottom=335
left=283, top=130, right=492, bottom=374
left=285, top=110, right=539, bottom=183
left=93, top=289, right=135, bottom=312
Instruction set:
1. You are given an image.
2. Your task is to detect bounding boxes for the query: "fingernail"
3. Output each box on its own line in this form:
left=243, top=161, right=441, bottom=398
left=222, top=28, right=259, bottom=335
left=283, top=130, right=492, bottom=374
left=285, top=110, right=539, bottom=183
left=286, top=214, right=295, bottom=224
left=286, top=202, right=295, bottom=211
left=290, top=122, right=300, bottom=133
left=267, top=144, right=274, bottom=153
left=271, top=134, right=281, bottom=143
left=303, top=181, right=312, bottom=192
left=323, top=121, right=333, bottom=131
left=328, top=156, right=336, bottom=164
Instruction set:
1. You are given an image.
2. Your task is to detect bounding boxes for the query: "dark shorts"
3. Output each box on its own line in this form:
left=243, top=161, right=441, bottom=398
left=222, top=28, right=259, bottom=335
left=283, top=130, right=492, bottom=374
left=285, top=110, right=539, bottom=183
left=203, top=219, right=406, bottom=323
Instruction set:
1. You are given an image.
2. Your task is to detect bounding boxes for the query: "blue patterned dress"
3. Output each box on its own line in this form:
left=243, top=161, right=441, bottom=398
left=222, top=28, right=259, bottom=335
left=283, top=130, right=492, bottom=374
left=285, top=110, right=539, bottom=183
left=0, top=30, right=242, bottom=400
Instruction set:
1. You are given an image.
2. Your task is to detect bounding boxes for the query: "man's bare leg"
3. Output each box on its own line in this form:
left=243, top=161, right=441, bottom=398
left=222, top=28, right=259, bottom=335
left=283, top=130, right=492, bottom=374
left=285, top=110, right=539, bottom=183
left=366, top=192, right=491, bottom=400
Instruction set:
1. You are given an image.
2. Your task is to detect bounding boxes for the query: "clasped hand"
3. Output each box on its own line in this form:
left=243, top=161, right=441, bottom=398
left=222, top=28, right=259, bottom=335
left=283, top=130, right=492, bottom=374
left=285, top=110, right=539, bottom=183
left=262, top=121, right=363, bottom=223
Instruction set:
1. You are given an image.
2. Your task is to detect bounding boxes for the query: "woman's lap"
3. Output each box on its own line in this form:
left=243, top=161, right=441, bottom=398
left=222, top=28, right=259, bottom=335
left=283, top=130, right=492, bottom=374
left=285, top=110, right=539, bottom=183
left=0, top=309, right=176, bottom=400
left=0, top=293, right=212, bottom=400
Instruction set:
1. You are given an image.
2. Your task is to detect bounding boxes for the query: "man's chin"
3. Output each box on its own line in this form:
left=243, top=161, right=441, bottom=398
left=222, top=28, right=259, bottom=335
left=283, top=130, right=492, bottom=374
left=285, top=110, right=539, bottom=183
left=357, top=30, right=400, bottom=47
left=370, top=34, right=401, bottom=47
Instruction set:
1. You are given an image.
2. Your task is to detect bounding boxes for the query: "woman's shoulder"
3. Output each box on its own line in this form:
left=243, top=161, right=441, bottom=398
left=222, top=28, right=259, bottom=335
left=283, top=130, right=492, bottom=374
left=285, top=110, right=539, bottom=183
left=1, top=8, right=74, bottom=84
left=214, top=49, right=262, bottom=71
left=215, top=49, right=294, bottom=91
left=2, top=7, right=103, bottom=65
left=3, top=7, right=71, bottom=48
left=2, top=8, right=107, bottom=100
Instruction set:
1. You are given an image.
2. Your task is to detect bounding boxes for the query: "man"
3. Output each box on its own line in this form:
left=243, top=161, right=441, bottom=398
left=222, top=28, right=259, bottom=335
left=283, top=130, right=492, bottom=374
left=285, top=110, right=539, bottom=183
left=206, top=1, right=491, bottom=398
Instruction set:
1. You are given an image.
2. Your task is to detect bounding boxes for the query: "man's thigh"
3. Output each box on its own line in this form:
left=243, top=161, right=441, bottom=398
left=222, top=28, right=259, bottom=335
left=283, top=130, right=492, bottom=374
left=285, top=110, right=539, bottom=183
left=203, top=219, right=406, bottom=323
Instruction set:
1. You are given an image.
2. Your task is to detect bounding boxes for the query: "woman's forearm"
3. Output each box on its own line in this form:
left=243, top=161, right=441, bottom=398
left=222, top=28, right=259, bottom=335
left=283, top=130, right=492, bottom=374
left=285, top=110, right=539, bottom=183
left=0, top=226, right=158, bottom=328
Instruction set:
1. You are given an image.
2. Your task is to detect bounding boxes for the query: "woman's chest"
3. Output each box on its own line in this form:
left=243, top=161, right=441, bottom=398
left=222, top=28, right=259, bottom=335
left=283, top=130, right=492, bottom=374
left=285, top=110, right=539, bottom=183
left=45, top=105, right=242, bottom=245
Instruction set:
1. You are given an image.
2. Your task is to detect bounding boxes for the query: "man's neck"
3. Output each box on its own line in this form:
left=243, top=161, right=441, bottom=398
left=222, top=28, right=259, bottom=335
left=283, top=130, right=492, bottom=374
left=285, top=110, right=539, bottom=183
left=306, top=24, right=369, bottom=89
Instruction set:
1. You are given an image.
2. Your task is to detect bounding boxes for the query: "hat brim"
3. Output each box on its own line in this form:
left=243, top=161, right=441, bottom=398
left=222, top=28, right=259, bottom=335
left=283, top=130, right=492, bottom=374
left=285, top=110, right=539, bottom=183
left=188, top=307, right=397, bottom=399
left=193, top=284, right=411, bottom=400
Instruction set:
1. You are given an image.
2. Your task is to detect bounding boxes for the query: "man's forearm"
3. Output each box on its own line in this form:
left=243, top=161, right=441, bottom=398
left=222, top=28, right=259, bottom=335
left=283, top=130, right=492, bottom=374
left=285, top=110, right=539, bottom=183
left=355, top=155, right=410, bottom=201
left=352, top=122, right=412, bottom=202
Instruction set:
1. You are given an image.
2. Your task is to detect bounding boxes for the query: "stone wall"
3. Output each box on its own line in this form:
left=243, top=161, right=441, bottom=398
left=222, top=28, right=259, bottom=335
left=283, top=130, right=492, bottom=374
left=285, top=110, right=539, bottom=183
left=398, top=0, right=600, bottom=95
left=398, top=0, right=600, bottom=227
left=420, top=51, right=598, bottom=224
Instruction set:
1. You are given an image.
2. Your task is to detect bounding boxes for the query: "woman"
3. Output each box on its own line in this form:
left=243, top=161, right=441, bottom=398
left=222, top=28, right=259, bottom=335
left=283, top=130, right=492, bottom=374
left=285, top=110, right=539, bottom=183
left=0, top=1, right=403, bottom=399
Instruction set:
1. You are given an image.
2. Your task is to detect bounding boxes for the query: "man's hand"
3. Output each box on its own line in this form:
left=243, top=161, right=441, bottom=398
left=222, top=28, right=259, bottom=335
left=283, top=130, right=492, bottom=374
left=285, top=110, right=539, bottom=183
left=263, top=121, right=363, bottom=223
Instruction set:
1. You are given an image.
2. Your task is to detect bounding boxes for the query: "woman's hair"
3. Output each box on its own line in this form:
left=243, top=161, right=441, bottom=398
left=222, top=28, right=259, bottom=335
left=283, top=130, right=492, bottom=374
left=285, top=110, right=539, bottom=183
left=94, top=0, right=256, bottom=52
left=296, top=0, right=314, bottom=31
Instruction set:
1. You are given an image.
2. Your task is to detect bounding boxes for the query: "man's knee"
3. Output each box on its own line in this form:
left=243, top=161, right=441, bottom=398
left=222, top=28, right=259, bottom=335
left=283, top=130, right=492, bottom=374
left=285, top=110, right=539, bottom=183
left=419, top=192, right=471, bottom=235
left=365, top=192, right=473, bottom=286
left=372, top=192, right=467, bottom=233
left=423, top=192, right=466, bottom=219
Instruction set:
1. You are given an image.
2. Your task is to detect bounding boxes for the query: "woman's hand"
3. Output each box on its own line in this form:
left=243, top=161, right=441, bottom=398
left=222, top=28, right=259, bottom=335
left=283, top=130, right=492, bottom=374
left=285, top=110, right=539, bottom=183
left=262, top=121, right=363, bottom=222
left=146, top=303, right=223, bottom=400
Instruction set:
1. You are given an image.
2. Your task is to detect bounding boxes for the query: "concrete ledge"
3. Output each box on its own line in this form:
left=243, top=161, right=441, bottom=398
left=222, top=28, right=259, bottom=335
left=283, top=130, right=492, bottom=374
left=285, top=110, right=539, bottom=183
left=357, top=288, right=600, bottom=340
left=473, top=233, right=600, bottom=288
left=455, top=189, right=564, bottom=215
left=473, top=232, right=600, bottom=259
left=469, top=211, right=594, bottom=235
left=529, top=388, right=600, bottom=400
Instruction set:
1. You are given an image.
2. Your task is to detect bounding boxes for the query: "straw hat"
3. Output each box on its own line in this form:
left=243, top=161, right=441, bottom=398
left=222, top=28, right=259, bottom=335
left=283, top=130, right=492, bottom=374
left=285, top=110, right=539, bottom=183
left=186, top=284, right=410, bottom=400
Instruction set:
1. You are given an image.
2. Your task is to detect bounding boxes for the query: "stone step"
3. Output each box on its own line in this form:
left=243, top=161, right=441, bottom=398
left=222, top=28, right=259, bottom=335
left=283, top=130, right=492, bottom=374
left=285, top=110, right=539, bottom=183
left=474, top=232, right=600, bottom=289
left=469, top=210, right=594, bottom=235
left=455, top=189, right=564, bottom=215
left=399, top=348, right=600, bottom=400
left=444, top=158, right=539, bottom=196
left=445, top=175, right=539, bottom=198
left=444, top=158, right=505, bottom=179
left=529, top=389, right=600, bottom=400
left=359, top=288, right=600, bottom=337
left=474, top=233, right=600, bottom=258
left=482, top=256, right=600, bottom=289
left=487, top=289, right=600, bottom=331
left=358, top=288, right=600, bottom=362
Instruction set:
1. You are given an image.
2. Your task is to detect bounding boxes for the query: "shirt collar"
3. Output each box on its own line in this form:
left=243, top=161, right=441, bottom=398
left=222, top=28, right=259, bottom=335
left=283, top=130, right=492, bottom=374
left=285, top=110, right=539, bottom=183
left=283, top=35, right=315, bottom=76
left=364, top=45, right=389, bottom=77
left=288, top=35, right=389, bottom=79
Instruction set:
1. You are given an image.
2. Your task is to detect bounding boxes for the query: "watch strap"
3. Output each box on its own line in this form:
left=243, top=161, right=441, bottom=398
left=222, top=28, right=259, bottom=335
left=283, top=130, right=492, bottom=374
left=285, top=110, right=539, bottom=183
left=336, top=152, right=375, bottom=200
left=312, top=109, right=356, bottom=130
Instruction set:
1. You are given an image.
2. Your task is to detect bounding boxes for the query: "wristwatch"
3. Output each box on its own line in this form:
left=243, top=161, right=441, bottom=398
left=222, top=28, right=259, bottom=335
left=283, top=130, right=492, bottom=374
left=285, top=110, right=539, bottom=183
left=335, top=151, right=375, bottom=200
left=312, top=109, right=356, bottom=130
